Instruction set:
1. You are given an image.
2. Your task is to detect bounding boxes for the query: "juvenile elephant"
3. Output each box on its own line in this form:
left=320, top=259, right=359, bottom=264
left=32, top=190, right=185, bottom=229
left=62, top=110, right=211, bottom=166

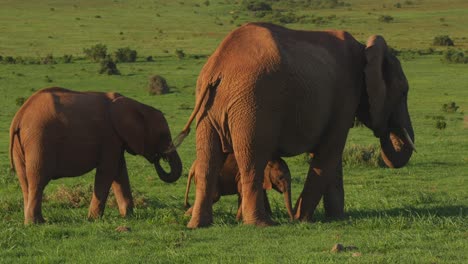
left=184, top=154, right=293, bottom=220
left=174, top=22, right=415, bottom=228
left=9, top=87, right=182, bottom=224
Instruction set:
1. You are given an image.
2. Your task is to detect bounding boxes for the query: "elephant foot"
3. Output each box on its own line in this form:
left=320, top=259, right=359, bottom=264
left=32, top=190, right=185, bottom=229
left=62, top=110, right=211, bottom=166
left=243, top=217, right=277, bottom=227
left=24, top=215, right=46, bottom=225
left=293, top=199, right=314, bottom=222
left=187, top=216, right=213, bottom=229
left=120, top=207, right=134, bottom=218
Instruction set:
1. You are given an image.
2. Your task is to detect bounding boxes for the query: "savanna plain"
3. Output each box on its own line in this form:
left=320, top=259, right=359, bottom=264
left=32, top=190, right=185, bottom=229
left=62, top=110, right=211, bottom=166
left=0, top=0, right=467, bottom=263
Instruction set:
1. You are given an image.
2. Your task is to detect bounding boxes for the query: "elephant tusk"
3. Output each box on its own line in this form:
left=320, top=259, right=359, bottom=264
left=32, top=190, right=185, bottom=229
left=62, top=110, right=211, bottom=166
left=402, top=128, right=417, bottom=153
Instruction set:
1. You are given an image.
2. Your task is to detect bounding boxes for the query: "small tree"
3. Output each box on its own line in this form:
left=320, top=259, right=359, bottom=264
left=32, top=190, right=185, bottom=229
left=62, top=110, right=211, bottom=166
left=114, top=47, right=137, bottom=62
left=83, top=43, right=108, bottom=62
left=99, top=57, right=120, bottom=75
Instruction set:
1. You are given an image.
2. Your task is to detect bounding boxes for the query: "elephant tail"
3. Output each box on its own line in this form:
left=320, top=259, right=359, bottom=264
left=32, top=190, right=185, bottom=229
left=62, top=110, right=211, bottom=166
left=9, top=126, right=19, bottom=174
left=169, top=77, right=221, bottom=152
left=184, top=163, right=196, bottom=208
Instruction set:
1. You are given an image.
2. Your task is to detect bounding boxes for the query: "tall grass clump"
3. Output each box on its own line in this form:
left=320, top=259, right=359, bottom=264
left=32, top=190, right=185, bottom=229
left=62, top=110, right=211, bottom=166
left=148, top=75, right=170, bottom=95
left=342, top=144, right=382, bottom=167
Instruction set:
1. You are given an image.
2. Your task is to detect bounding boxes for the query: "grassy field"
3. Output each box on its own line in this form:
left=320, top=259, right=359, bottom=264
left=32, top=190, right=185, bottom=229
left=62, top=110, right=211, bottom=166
left=1, top=0, right=467, bottom=263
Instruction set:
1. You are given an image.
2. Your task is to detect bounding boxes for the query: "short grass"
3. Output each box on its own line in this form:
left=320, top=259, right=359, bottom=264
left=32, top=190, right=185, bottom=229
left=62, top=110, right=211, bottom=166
left=0, top=0, right=467, bottom=263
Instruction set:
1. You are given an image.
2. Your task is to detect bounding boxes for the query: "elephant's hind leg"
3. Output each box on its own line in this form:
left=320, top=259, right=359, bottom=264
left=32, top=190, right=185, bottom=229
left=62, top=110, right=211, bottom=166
left=111, top=158, right=134, bottom=217
left=323, top=162, right=345, bottom=219
left=24, top=167, right=49, bottom=224
left=13, top=150, right=29, bottom=224
left=187, top=121, right=224, bottom=228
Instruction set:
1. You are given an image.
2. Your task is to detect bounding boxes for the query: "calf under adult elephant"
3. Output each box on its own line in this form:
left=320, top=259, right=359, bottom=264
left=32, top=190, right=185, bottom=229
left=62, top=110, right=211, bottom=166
left=174, top=22, right=415, bottom=228
left=9, top=87, right=182, bottom=224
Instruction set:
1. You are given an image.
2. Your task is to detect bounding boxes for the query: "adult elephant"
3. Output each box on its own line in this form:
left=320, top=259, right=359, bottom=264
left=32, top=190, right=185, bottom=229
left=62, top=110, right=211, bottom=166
left=9, top=87, right=182, bottom=224
left=174, top=22, right=415, bottom=228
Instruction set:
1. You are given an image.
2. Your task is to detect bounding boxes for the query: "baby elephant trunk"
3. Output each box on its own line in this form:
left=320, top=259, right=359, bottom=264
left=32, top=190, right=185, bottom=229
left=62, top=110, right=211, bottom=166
left=283, top=185, right=294, bottom=221
left=154, top=150, right=182, bottom=183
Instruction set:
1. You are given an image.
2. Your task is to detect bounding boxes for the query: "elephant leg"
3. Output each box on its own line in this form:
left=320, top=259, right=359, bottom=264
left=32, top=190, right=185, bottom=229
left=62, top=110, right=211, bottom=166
left=323, top=160, right=345, bottom=219
left=24, top=152, right=50, bottom=224
left=88, top=165, right=115, bottom=219
left=13, top=151, right=29, bottom=223
left=294, top=166, right=327, bottom=222
left=236, top=194, right=242, bottom=221
left=187, top=121, right=224, bottom=228
left=111, top=157, right=134, bottom=217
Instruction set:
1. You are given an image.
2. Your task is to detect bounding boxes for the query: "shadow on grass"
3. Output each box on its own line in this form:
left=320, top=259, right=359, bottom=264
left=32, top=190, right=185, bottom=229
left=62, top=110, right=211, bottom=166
left=345, top=205, right=466, bottom=220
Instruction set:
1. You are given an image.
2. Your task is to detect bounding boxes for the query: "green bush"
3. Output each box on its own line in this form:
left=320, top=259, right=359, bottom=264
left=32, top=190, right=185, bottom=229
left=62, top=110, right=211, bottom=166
left=443, top=49, right=468, bottom=64
left=442, top=102, right=459, bottom=113
left=3, top=56, right=15, bottom=64
left=83, top=43, right=108, bottom=62
left=433, top=35, right=454, bottom=46
left=114, top=47, right=137, bottom=63
left=99, top=57, right=120, bottom=75
left=62, top=54, right=73, bottom=63
left=175, top=49, right=185, bottom=59
left=41, top=54, right=56, bottom=65
left=435, top=120, right=447, bottom=129
left=378, top=15, right=394, bottom=23
left=15, top=97, right=27, bottom=106
left=243, top=0, right=272, bottom=11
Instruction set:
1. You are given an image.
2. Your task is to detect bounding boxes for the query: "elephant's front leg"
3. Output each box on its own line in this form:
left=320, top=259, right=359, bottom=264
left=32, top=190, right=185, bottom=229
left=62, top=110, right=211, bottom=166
left=323, top=161, right=344, bottom=219
left=294, top=166, right=328, bottom=222
left=111, top=157, right=134, bottom=217
left=187, top=122, right=224, bottom=228
left=88, top=163, right=116, bottom=219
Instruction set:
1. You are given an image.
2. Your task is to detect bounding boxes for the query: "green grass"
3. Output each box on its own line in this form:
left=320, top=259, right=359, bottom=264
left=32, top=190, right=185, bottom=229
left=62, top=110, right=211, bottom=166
left=1, top=0, right=467, bottom=263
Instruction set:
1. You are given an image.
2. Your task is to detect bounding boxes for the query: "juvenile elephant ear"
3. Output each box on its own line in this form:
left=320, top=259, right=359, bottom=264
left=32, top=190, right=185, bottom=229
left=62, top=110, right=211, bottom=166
left=110, top=96, right=146, bottom=155
left=365, top=35, right=388, bottom=136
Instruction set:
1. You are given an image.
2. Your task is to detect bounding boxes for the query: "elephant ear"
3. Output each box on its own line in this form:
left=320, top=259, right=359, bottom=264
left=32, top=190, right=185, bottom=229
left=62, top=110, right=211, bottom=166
left=365, top=35, right=388, bottom=136
left=262, top=163, right=273, bottom=190
left=110, top=96, right=146, bottom=155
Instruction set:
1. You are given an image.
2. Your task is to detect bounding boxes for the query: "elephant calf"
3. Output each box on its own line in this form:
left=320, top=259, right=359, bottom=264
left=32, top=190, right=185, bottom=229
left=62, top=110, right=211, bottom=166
left=9, top=87, right=182, bottom=224
left=184, top=154, right=293, bottom=220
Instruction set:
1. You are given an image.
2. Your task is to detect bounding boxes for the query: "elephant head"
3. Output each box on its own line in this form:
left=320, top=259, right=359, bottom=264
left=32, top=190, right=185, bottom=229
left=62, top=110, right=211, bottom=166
left=359, top=35, right=415, bottom=168
left=110, top=97, right=182, bottom=183
left=263, top=158, right=294, bottom=220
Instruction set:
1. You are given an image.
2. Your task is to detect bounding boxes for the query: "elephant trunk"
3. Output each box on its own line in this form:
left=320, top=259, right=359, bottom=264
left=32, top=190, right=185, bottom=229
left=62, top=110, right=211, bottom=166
left=155, top=150, right=182, bottom=183
left=379, top=102, right=415, bottom=168
left=283, top=185, right=294, bottom=221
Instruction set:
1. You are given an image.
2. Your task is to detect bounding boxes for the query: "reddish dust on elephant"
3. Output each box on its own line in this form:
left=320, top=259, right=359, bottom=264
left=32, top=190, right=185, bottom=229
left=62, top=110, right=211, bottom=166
left=9, top=87, right=182, bottom=224
left=174, top=22, right=415, bottom=228
left=185, top=154, right=294, bottom=221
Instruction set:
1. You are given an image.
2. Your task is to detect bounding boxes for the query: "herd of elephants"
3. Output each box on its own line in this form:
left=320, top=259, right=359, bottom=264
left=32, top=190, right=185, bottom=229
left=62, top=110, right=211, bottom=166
left=9, top=22, right=416, bottom=228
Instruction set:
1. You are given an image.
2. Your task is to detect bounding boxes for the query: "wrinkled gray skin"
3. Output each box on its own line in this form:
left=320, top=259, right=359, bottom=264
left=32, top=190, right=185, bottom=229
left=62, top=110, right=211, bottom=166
left=9, top=87, right=182, bottom=224
left=185, top=154, right=293, bottom=220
